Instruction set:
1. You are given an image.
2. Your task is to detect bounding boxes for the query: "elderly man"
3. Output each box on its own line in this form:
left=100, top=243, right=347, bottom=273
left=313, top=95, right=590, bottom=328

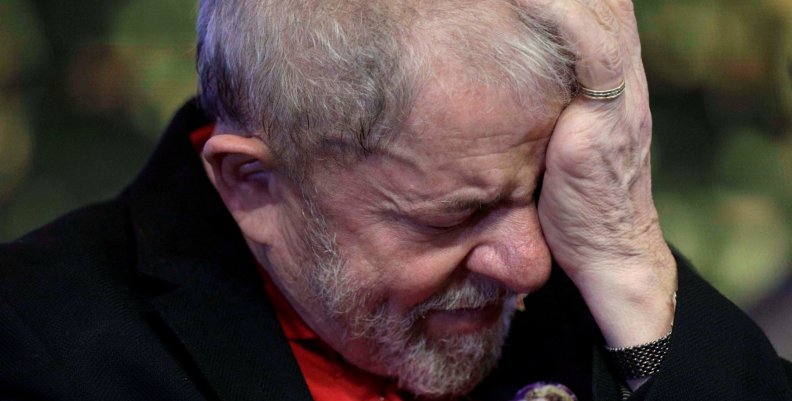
left=1, top=0, right=790, bottom=400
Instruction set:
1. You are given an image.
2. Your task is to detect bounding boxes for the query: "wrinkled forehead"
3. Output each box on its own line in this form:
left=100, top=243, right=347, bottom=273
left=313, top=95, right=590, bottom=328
left=393, top=65, right=561, bottom=175
left=296, top=0, right=572, bottom=194
left=306, top=69, right=560, bottom=215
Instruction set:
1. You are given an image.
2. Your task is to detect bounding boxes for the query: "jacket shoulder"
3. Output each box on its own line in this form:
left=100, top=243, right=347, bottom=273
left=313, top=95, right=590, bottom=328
left=0, top=200, right=135, bottom=304
left=0, top=201, right=202, bottom=399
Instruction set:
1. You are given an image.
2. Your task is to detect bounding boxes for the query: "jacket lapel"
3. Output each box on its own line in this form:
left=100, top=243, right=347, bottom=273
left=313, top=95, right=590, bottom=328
left=123, top=99, right=313, bottom=401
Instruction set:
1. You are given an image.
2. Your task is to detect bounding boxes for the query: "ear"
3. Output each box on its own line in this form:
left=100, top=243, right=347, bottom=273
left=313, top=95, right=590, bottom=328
left=201, top=130, right=282, bottom=245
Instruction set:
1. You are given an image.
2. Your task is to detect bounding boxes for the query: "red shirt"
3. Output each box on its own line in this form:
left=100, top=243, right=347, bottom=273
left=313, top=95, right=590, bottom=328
left=261, top=273, right=405, bottom=401
left=191, top=125, right=405, bottom=401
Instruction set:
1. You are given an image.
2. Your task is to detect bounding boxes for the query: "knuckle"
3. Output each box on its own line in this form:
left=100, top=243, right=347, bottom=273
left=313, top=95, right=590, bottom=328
left=637, top=107, right=652, bottom=132
left=608, top=0, right=634, bottom=12
left=619, top=0, right=635, bottom=14
left=628, top=95, right=652, bottom=129
left=598, top=41, right=623, bottom=76
left=601, top=8, right=620, bottom=32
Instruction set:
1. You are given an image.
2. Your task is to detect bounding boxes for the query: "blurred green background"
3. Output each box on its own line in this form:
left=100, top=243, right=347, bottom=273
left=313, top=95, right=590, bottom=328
left=1, top=0, right=791, bottom=354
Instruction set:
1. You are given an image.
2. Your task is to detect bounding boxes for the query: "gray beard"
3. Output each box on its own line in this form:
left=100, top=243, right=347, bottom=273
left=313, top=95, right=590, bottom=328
left=364, top=300, right=516, bottom=399
left=298, top=197, right=518, bottom=399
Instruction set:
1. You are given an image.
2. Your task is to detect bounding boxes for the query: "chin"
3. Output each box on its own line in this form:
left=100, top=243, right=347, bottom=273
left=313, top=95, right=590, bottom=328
left=365, top=297, right=518, bottom=400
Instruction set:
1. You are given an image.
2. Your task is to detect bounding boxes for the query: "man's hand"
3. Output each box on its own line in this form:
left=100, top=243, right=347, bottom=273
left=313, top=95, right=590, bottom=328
left=523, top=0, right=678, bottom=377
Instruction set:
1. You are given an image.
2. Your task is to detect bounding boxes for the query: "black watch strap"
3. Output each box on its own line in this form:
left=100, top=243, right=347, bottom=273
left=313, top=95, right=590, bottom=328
left=605, top=330, right=672, bottom=380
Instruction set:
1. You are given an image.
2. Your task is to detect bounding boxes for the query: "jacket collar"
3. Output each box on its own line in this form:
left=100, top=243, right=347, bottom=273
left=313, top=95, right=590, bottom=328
left=122, top=99, right=313, bottom=401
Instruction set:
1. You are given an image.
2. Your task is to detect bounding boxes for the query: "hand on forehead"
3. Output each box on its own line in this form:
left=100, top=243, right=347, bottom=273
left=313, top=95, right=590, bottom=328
left=519, top=0, right=638, bottom=91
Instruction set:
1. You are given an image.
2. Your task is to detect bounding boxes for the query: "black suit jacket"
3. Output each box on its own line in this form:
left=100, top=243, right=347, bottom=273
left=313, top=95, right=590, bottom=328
left=2, top=100, right=791, bottom=400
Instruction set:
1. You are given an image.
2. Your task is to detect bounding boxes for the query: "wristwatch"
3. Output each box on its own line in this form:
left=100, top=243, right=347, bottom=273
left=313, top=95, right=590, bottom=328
left=605, top=330, right=672, bottom=380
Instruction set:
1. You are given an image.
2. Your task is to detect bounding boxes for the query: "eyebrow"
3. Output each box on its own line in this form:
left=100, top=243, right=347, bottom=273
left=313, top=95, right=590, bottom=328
left=436, top=194, right=503, bottom=214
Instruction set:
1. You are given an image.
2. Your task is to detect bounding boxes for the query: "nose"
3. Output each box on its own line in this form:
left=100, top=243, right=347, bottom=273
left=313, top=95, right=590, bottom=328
left=464, top=204, right=552, bottom=294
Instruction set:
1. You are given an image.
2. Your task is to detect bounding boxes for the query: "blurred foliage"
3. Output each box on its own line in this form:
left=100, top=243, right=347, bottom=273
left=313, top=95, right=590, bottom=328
left=634, top=0, right=792, bottom=307
left=0, top=0, right=791, bottom=313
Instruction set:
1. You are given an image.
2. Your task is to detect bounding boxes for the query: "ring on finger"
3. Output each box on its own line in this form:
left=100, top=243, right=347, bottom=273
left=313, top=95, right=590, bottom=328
left=579, top=80, right=626, bottom=100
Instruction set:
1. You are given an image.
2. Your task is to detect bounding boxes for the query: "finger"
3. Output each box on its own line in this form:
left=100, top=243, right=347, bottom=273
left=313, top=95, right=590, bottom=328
left=598, top=0, right=649, bottom=102
left=602, top=0, right=646, bottom=95
left=602, top=0, right=640, bottom=48
left=529, top=0, right=625, bottom=92
left=578, top=0, right=620, bottom=36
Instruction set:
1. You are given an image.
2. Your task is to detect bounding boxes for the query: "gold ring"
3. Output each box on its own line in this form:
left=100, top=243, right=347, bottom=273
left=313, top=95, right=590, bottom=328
left=579, top=80, right=626, bottom=100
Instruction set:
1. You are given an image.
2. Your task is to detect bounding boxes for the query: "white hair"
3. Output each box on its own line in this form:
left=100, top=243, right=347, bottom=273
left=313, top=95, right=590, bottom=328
left=197, top=0, right=574, bottom=179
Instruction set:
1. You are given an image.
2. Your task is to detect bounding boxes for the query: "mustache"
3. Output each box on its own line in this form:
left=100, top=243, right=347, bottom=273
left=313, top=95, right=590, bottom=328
left=348, top=276, right=519, bottom=340
left=410, top=277, right=518, bottom=318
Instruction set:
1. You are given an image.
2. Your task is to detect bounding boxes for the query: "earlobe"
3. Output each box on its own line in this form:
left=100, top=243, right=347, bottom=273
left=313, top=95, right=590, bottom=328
left=201, top=130, right=281, bottom=244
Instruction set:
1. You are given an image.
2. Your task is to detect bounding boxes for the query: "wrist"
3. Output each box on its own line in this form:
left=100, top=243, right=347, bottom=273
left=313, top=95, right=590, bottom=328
left=605, top=320, right=673, bottom=376
left=573, top=246, right=677, bottom=348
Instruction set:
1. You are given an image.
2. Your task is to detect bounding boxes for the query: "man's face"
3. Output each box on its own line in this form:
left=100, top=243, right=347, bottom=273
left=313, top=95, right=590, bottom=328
left=265, top=67, right=560, bottom=398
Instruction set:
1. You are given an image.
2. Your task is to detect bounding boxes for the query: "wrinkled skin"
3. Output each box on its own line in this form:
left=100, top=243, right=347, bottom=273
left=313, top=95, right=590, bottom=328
left=204, top=0, right=677, bottom=395
left=524, top=0, right=677, bottom=389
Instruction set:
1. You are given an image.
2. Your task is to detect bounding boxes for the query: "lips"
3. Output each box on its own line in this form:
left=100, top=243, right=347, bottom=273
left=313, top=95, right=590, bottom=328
left=424, top=302, right=504, bottom=336
left=440, top=301, right=499, bottom=315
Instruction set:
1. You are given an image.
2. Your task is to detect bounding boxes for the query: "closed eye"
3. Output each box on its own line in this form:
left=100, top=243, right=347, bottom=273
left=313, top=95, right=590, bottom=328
left=424, top=218, right=471, bottom=232
left=396, top=194, right=503, bottom=235
left=420, top=205, right=494, bottom=233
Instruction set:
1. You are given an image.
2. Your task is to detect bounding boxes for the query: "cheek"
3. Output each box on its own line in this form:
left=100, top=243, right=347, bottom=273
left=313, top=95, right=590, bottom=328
left=334, top=221, right=468, bottom=314
left=382, top=248, right=465, bottom=312
left=262, top=194, right=317, bottom=283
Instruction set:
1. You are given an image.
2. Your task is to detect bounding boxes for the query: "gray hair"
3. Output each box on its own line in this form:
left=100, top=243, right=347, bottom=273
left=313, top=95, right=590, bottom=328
left=197, top=0, right=574, bottom=180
